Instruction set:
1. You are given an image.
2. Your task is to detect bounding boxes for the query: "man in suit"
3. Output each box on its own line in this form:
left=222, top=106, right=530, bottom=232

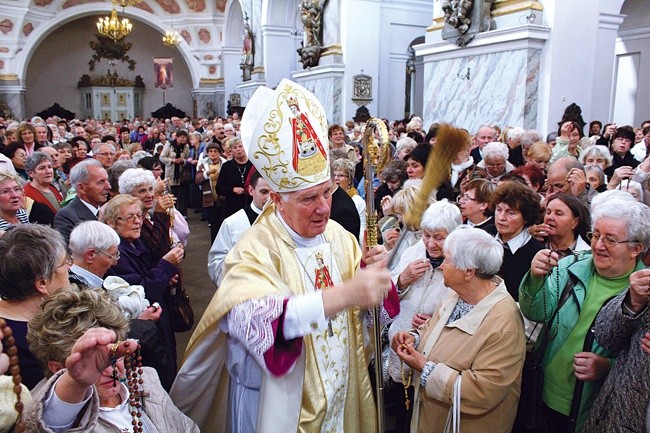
left=54, top=159, right=111, bottom=244
left=470, top=125, right=497, bottom=164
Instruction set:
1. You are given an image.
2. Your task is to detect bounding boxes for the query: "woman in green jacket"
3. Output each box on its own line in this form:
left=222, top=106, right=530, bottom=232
left=519, top=198, right=650, bottom=432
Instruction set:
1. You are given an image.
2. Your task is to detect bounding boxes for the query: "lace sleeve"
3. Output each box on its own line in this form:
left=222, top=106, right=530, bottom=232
left=228, top=296, right=285, bottom=372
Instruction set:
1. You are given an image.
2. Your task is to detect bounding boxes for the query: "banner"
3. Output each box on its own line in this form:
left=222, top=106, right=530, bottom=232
left=154, top=57, right=173, bottom=89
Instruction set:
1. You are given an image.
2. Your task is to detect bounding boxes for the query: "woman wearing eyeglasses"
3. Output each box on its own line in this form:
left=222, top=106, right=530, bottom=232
left=101, top=195, right=184, bottom=382
left=457, top=178, right=496, bottom=231
left=0, top=224, right=70, bottom=389
left=519, top=199, right=650, bottom=432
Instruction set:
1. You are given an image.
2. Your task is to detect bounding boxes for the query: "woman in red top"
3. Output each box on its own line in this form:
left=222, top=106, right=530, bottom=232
left=23, top=152, right=62, bottom=225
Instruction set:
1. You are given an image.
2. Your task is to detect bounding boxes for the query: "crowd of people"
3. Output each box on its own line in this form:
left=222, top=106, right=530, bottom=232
left=0, top=85, right=648, bottom=433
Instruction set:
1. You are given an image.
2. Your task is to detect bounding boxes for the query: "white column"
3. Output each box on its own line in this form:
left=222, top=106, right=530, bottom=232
left=222, top=46, right=244, bottom=113
left=261, top=25, right=295, bottom=88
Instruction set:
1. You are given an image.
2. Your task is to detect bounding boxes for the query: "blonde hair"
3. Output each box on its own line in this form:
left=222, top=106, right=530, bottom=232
left=27, top=287, right=128, bottom=377
left=100, top=194, right=142, bottom=225
left=389, top=183, right=434, bottom=230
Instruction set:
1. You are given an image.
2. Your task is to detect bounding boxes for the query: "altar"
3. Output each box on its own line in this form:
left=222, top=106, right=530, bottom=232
left=77, top=73, right=144, bottom=121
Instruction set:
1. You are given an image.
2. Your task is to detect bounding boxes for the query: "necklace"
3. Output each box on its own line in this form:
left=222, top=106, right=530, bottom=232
left=0, top=319, right=26, bottom=432
left=236, top=161, right=250, bottom=184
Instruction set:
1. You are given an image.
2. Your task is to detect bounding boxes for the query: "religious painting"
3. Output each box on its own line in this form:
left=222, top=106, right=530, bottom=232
left=117, top=110, right=128, bottom=120
left=101, top=110, right=112, bottom=121
left=154, top=57, right=173, bottom=89
left=100, top=92, right=111, bottom=107
left=117, top=93, right=127, bottom=106
left=286, top=96, right=327, bottom=176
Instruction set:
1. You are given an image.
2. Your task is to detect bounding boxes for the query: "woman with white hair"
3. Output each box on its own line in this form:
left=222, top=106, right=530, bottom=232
left=520, top=199, right=650, bottom=431
left=579, top=145, right=613, bottom=172
left=477, top=142, right=514, bottom=183
left=384, top=200, right=461, bottom=431
left=118, top=168, right=180, bottom=261
left=393, top=226, right=525, bottom=433
left=395, top=136, right=417, bottom=160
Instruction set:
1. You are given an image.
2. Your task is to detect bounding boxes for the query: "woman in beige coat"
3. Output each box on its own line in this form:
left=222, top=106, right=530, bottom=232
left=393, top=226, right=525, bottom=433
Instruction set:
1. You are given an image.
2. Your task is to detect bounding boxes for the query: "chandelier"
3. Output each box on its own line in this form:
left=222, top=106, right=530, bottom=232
left=97, top=8, right=132, bottom=41
left=163, top=29, right=181, bottom=47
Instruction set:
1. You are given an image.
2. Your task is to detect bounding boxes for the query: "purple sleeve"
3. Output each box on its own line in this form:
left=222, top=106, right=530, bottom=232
left=263, top=298, right=304, bottom=376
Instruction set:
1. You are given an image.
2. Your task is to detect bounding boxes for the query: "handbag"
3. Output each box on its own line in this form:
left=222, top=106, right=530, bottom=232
left=443, top=375, right=462, bottom=433
left=515, top=269, right=579, bottom=430
left=169, top=277, right=195, bottom=332
left=180, top=165, right=193, bottom=184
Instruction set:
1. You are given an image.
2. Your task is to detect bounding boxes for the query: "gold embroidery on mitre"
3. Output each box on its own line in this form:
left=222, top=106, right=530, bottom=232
left=251, top=82, right=329, bottom=191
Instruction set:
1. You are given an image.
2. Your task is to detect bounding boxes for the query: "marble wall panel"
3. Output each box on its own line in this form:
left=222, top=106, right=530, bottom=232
left=422, top=48, right=541, bottom=132
left=295, top=75, right=343, bottom=125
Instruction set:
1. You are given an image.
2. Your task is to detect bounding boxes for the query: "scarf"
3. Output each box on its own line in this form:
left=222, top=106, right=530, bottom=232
left=450, top=158, right=474, bottom=186
left=425, top=252, right=444, bottom=269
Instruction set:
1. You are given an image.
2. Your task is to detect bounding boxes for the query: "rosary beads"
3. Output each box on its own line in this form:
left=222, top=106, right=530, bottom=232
left=0, top=318, right=26, bottom=433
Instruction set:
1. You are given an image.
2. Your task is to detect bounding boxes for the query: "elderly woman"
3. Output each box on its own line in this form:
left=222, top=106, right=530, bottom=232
left=579, top=145, right=612, bottom=173
left=24, top=287, right=199, bottom=432
left=520, top=199, right=650, bottom=432
left=196, top=142, right=224, bottom=240
left=512, top=164, right=545, bottom=193
left=332, top=158, right=366, bottom=240
left=385, top=200, right=460, bottom=431
left=2, top=142, right=28, bottom=179
left=584, top=164, right=607, bottom=193
left=458, top=178, right=496, bottom=230
left=118, top=168, right=177, bottom=262
left=395, top=136, right=418, bottom=160
left=101, top=195, right=184, bottom=373
left=489, top=181, right=544, bottom=299
left=0, top=172, right=29, bottom=231
left=0, top=225, right=70, bottom=389
left=393, top=226, right=525, bottom=433
left=552, top=120, right=584, bottom=162
left=23, top=152, right=62, bottom=224
left=376, top=159, right=408, bottom=217
left=582, top=259, right=650, bottom=432
left=477, top=142, right=514, bottom=183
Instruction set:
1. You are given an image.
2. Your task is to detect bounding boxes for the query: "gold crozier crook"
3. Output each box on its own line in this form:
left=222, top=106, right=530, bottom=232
left=362, top=117, right=391, bottom=433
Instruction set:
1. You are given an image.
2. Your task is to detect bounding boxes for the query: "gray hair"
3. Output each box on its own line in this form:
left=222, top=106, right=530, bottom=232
left=579, top=145, right=613, bottom=167
left=590, top=190, right=637, bottom=213
left=482, top=142, right=509, bottom=161
left=69, top=159, right=104, bottom=188
left=443, top=225, right=503, bottom=280
left=520, top=130, right=543, bottom=149
left=420, top=199, right=462, bottom=234
left=591, top=199, right=650, bottom=252
left=69, top=221, right=120, bottom=259
left=25, top=151, right=52, bottom=174
left=0, top=224, right=66, bottom=301
left=507, top=127, right=525, bottom=142
left=118, top=168, right=155, bottom=194
left=331, top=158, right=355, bottom=184
left=622, top=180, right=644, bottom=202
left=395, top=137, right=417, bottom=154
left=584, top=164, right=605, bottom=186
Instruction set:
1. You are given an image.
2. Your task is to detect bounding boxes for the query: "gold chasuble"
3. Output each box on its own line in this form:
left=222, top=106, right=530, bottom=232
left=180, top=204, right=377, bottom=433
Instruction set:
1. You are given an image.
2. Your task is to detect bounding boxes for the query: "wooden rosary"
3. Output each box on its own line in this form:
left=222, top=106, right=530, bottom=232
left=110, top=340, right=144, bottom=433
left=0, top=318, right=26, bottom=433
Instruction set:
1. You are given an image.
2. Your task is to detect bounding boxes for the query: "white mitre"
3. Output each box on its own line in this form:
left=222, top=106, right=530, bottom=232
left=240, top=78, right=330, bottom=193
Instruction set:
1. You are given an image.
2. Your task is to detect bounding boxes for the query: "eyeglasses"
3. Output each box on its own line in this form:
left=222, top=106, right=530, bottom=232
left=117, top=213, right=144, bottom=222
left=587, top=232, right=636, bottom=248
left=57, top=255, right=73, bottom=268
left=97, top=249, right=121, bottom=261
left=456, top=194, right=477, bottom=203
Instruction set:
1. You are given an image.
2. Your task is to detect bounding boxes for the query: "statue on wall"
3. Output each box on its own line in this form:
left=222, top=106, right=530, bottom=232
left=297, top=0, right=325, bottom=69
left=441, top=0, right=473, bottom=34
left=240, top=14, right=254, bottom=81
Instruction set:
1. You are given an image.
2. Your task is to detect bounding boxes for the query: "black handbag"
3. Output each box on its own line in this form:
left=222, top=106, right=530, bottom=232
left=516, top=270, right=578, bottom=430
left=169, top=278, right=194, bottom=332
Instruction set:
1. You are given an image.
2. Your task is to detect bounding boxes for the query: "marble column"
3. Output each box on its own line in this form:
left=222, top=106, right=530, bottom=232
left=192, top=85, right=226, bottom=119
left=0, top=77, right=26, bottom=120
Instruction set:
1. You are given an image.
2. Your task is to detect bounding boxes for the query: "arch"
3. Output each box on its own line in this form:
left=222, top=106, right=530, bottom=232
left=262, top=0, right=295, bottom=27
left=13, top=4, right=202, bottom=87
left=223, top=0, right=244, bottom=47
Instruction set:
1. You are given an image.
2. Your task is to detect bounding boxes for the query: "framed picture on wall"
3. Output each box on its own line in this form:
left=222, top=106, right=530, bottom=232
left=154, top=57, right=173, bottom=89
left=117, top=93, right=127, bottom=106
left=100, top=93, right=111, bottom=107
